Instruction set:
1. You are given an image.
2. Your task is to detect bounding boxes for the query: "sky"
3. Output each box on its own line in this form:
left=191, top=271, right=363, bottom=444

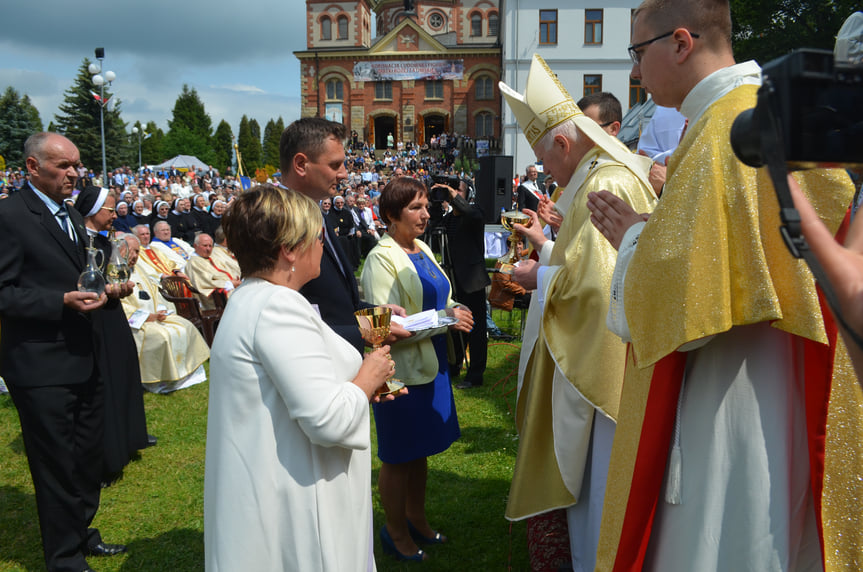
left=0, top=0, right=312, bottom=138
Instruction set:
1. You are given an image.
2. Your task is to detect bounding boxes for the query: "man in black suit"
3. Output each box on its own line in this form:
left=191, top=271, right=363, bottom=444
left=279, top=118, right=409, bottom=354
left=516, top=164, right=546, bottom=212
left=442, top=178, right=490, bottom=388
left=0, top=133, right=128, bottom=572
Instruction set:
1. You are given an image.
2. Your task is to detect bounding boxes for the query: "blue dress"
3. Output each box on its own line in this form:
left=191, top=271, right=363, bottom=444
left=373, top=251, right=461, bottom=464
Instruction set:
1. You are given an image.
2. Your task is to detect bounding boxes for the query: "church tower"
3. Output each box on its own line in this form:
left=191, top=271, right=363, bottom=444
left=306, top=0, right=373, bottom=49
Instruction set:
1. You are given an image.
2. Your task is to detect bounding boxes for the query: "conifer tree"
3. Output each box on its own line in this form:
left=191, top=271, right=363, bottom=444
left=162, top=85, right=215, bottom=164
left=262, top=117, right=285, bottom=170
left=0, top=87, right=42, bottom=168
left=54, top=58, right=129, bottom=172
left=212, top=120, right=234, bottom=174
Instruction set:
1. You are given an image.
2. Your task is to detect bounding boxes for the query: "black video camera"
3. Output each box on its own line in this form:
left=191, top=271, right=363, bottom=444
left=426, top=173, right=461, bottom=203
left=731, top=49, right=863, bottom=169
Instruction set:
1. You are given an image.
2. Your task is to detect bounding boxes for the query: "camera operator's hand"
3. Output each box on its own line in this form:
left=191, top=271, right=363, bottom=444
left=586, top=190, right=650, bottom=250
left=512, top=209, right=547, bottom=251
left=789, top=174, right=863, bottom=382
left=537, top=196, right=563, bottom=233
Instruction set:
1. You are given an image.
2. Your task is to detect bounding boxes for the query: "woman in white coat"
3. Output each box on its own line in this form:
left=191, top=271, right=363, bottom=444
left=204, top=184, right=395, bottom=571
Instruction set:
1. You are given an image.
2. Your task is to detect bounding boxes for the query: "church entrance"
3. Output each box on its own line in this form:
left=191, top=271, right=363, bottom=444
left=424, top=114, right=446, bottom=143
left=374, top=116, right=396, bottom=150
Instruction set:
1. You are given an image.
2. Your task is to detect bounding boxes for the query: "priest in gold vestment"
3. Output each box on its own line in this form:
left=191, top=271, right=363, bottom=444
left=587, top=2, right=863, bottom=570
left=498, top=54, right=657, bottom=571
left=121, top=235, right=210, bottom=394
left=186, top=233, right=241, bottom=310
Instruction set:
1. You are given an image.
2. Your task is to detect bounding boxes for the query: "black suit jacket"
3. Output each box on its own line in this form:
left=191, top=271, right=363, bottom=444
left=516, top=181, right=545, bottom=212
left=0, top=183, right=96, bottom=387
left=300, top=221, right=370, bottom=354
left=444, top=194, right=491, bottom=294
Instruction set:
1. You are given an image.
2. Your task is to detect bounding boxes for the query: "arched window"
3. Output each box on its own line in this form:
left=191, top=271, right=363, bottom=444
left=488, top=13, right=499, bottom=36
left=326, top=79, right=344, bottom=101
left=321, top=16, right=332, bottom=40
left=470, top=13, right=482, bottom=36
left=475, top=112, right=493, bottom=138
left=475, top=75, right=494, bottom=100
left=337, top=16, right=349, bottom=39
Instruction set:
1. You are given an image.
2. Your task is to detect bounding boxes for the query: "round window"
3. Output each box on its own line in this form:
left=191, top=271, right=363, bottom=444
left=428, top=13, right=444, bottom=30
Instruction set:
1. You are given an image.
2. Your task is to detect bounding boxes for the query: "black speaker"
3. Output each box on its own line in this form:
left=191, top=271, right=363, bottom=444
left=476, top=155, right=513, bottom=224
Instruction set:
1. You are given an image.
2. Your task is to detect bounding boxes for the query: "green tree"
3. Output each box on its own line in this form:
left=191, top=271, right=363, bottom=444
left=0, top=87, right=41, bottom=168
left=249, top=118, right=262, bottom=172
left=731, top=1, right=860, bottom=64
left=162, top=85, right=214, bottom=163
left=20, top=95, right=43, bottom=133
left=212, top=120, right=234, bottom=174
left=54, top=58, right=129, bottom=173
left=237, top=115, right=262, bottom=174
left=262, top=117, right=284, bottom=170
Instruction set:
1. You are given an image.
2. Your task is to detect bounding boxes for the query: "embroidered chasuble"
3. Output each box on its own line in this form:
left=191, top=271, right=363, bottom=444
left=596, top=83, right=863, bottom=572
left=506, top=147, right=656, bottom=520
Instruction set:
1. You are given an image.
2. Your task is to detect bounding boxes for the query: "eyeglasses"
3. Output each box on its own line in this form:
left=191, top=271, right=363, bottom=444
left=628, top=30, right=699, bottom=65
left=100, top=206, right=115, bottom=213
left=599, top=121, right=615, bottom=128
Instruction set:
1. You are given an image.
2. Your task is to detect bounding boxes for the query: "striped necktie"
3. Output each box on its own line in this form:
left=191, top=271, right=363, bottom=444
left=56, top=205, right=76, bottom=243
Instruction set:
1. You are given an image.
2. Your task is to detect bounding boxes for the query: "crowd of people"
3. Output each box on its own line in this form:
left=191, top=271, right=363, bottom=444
left=4, top=1, right=863, bottom=571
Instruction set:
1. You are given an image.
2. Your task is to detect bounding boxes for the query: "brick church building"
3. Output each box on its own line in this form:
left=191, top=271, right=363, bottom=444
left=295, top=0, right=502, bottom=150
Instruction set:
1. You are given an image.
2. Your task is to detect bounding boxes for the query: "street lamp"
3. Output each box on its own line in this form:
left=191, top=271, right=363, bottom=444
left=88, top=47, right=115, bottom=187
left=131, top=126, right=142, bottom=170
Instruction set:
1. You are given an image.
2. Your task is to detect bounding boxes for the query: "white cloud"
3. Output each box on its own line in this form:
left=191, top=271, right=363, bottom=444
left=0, top=0, right=308, bottom=135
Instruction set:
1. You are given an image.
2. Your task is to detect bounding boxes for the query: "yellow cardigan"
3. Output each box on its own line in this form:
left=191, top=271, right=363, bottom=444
left=360, top=234, right=458, bottom=386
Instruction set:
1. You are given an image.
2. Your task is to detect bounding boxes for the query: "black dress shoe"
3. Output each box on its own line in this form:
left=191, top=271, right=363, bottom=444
left=456, top=379, right=483, bottom=389
left=146, top=434, right=158, bottom=447
left=82, top=567, right=97, bottom=572
left=86, top=542, right=127, bottom=556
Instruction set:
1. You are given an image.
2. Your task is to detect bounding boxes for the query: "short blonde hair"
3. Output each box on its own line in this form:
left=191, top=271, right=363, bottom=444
left=222, top=183, right=321, bottom=276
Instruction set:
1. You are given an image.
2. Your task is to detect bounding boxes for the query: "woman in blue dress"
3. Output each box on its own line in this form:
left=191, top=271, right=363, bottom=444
left=361, top=177, right=474, bottom=562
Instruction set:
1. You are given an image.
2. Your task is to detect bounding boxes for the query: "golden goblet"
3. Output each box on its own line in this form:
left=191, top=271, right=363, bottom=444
left=498, top=210, right=533, bottom=273
left=354, top=307, right=405, bottom=397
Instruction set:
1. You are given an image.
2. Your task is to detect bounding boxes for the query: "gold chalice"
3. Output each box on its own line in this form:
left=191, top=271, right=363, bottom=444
left=499, top=210, right=533, bottom=273
left=354, top=307, right=405, bottom=397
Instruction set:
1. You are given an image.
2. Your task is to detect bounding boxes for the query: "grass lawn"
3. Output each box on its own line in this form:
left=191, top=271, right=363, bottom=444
left=0, top=312, right=530, bottom=571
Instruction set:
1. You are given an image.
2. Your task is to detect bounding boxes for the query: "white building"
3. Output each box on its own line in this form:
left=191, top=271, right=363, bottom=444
left=500, top=1, right=644, bottom=172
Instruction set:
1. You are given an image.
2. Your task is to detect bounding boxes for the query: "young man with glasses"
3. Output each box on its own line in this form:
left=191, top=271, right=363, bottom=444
left=587, top=1, right=862, bottom=569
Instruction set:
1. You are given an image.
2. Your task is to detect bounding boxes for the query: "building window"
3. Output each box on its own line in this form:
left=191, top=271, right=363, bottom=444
left=337, top=16, right=349, bottom=40
left=375, top=81, right=393, bottom=101
left=488, top=13, right=499, bottom=36
left=425, top=80, right=443, bottom=100
left=630, top=78, right=647, bottom=107
left=540, top=10, right=557, bottom=45
left=476, top=112, right=493, bottom=138
left=471, top=13, right=482, bottom=36
left=428, top=12, right=445, bottom=31
left=584, top=74, right=602, bottom=96
left=321, top=16, right=332, bottom=40
left=585, top=9, right=603, bottom=44
left=475, top=76, right=494, bottom=100
left=326, top=79, right=343, bottom=101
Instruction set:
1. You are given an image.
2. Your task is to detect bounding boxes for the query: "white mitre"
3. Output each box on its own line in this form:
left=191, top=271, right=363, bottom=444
left=499, top=53, right=652, bottom=189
